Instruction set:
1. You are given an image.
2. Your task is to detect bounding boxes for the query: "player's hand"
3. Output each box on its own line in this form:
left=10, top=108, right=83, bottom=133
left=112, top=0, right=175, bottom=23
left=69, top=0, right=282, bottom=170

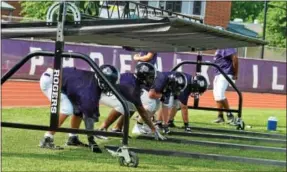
left=232, top=75, right=238, bottom=80
left=133, top=54, right=140, bottom=61
left=154, top=128, right=167, bottom=141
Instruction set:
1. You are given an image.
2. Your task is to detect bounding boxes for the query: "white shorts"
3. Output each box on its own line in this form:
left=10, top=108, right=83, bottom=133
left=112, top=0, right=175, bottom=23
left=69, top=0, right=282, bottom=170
left=100, top=93, right=136, bottom=114
left=172, top=100, right=181, bottom=109
left=140, top=89, right=160, bottom=113
left=213, top=74, right=233, bottom=101
left=40, top=68, right=74, bottom=115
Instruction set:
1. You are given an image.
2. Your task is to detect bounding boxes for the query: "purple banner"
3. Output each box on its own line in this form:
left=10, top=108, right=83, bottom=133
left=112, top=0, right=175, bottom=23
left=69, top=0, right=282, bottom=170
left=1, top=39, right=286, bottom=94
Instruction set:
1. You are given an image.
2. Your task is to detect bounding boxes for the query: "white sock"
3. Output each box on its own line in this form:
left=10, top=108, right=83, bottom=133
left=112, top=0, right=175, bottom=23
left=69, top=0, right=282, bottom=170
left=68, top=133, right=77, bottom=137
left=44, top=132, right=54, bottom=138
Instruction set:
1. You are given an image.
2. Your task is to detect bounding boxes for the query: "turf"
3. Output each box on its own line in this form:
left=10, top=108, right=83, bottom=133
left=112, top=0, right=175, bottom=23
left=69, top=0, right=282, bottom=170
left=1, top=107, right=286, bottom=171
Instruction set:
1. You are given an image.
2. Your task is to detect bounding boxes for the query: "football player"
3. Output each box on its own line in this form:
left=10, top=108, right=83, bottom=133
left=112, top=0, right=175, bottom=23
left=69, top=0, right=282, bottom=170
left=99, top=62, right=166, bottom=140
left=163, top=74, right=208, bottom=132
left=39, top=65, right=120, bottom=152
left=104, top=68, right=188, bottom=135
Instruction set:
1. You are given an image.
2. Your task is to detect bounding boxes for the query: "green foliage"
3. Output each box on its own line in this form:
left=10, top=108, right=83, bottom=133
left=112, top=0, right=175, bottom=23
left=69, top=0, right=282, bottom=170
left=75, top=1, right=100, bottom=17
left=231, top=1, right=286, bottom=48
left=259, top=2, right=287, bottom=48
left=20, top=1, right=54, bottom=20
left=231, top=1, right=264, bottom=22
left=20, top=1, right=100, bottom=21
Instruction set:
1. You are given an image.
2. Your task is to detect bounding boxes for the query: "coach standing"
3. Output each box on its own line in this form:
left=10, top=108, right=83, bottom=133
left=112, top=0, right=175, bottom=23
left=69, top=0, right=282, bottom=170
left=213, top=48, right=238, bottom=124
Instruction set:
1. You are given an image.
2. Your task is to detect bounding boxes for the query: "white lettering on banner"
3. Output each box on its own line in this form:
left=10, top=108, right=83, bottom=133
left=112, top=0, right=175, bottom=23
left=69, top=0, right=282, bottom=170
left=119, top=54, right=131, bottom=73
left=29, top=47, right=44, bottom=75
left=272, top=66, right=284, bottom=90
left=252, top=65, right=258, bottom=88
left=157, top=57, right=162, bottom=72
left=112, top=49, right=117, bottom=66
left=201, top=61, right=210, bottom=86
left=176, top=58, right=183, bottom=72
left=63, top=50, right=75, bottom=67
left=90, top=52, right=104, bottom=71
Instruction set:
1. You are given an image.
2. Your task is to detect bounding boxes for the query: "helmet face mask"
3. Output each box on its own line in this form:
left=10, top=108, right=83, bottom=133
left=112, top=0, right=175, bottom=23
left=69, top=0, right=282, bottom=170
left=167, top=72, right=187, bottom=96
left=135, top=62, right=156, bottom=88
left=98, top=64, right=120, bottom=96
left=190, top=74, right=208, bottom=95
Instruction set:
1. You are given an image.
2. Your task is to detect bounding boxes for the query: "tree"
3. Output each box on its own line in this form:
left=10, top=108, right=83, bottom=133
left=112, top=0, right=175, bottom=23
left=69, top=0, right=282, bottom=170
left=259, top=2, right=286, bottom=48
left=231, top=1, right=286, bottom=48
left=20, top=1, right=99, bottom=21
left=231, top=1, right=264, bottom=22
left=20, top=2, right=54, bottom=20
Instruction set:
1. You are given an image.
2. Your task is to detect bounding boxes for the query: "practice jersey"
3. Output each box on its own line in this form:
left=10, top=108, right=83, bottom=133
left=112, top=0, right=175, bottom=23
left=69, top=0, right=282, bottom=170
left=61, top=67, right=101, bottom=119
left=177, top=73, right=193, bottom=105
left=117, top=72, right=143, bottom=107
left=214, top=48, right=237, bottom=76
left=150, top=71, right=171, bottom=93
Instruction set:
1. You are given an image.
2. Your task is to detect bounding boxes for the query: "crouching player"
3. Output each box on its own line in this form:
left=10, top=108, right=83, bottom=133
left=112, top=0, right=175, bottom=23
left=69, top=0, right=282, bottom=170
left=39, top=65, right=120, bottom=151
left=109, top=70, right=188, bottom=135
left=165, top=74, right=208, bottom=132
left=99, top=62, right=166, bottom=140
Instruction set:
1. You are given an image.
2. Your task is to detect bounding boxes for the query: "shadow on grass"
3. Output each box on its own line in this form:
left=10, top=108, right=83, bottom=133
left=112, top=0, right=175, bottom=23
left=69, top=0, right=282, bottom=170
left=2, top=148, right=286, bottom=172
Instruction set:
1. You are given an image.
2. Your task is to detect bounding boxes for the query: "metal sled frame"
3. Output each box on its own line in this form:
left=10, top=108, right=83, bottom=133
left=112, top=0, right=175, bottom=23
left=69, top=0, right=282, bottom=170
left=171, top=55, right=242, bottom=117
left=1, top=1, right=137, bottom=167
left=2, top=0, right=285, bottom=168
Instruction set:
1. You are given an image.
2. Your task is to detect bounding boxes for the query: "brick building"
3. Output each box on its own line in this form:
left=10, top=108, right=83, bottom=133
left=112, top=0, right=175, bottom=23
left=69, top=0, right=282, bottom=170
left=204, top=1, right=232, bottom=28
left=141, top=1, right=232, bottom=28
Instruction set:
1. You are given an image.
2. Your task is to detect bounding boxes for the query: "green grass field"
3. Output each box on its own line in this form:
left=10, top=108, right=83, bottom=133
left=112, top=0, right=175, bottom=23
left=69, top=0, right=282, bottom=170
left=1, top=106, right=286, bottom=172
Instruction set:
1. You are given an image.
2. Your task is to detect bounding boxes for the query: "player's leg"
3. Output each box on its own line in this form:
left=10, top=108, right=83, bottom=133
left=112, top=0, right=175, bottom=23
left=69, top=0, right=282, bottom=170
left=168, top=104, right=179, bottom=128
left=160, top=95, right=176, bottom=134
left=213, top=74, right=234, bottom=123
left=100, top=109, right=122, bottom=131
left=157, top=105, right=171, bottom=134
left=39, top=69, right=73, bottom=149
left=40, top=93, right=74, bottom=148
left=82, top=114, right=102, bottom=153
left=65, top=110, right=89, bottom=147
left=180, top=103, right=191, bottom=132
left=213, top=74, right=225, bottom=123
left=133, top=90, right=160, bottom=134
left=222, top=75, right=235, bottom=124
left=112, top=111, right=135, bottom=132
left=130, top=89, right=155, bottom=134
left=99, top=93, right=124, bottom=130
left=133, top=110, right=153, bottom=134
left=99, top=93, right=136, bottom=130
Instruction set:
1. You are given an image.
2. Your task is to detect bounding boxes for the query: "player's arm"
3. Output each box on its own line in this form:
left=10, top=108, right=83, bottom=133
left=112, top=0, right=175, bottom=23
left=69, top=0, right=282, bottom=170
left=136, top=106, right=155, bottom=131
left=134, top=52, right=154, bottom=61
left=148, top=74, right=167, bottom=99
left=136, top=105, right=166, bottom=140
left=148, top=89, right=162, bottom=99
left=232, top=53, right=239, bottom=80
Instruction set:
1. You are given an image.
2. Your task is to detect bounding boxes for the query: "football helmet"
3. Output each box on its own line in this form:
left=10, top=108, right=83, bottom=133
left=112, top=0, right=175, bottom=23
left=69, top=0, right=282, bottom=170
left=166, top=72, right=187, bottom=96
left=98, top=64, right=120, bottom=95
left=135, top=62, right=156, bottom=87
left=191, top=74, right=208, bottom=94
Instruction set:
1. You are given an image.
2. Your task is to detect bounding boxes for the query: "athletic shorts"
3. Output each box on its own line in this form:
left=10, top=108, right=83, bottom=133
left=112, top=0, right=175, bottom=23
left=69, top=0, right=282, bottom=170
left=39, top=68, right=73, bottom=115
left=213, top=74, right=234, bottom=101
